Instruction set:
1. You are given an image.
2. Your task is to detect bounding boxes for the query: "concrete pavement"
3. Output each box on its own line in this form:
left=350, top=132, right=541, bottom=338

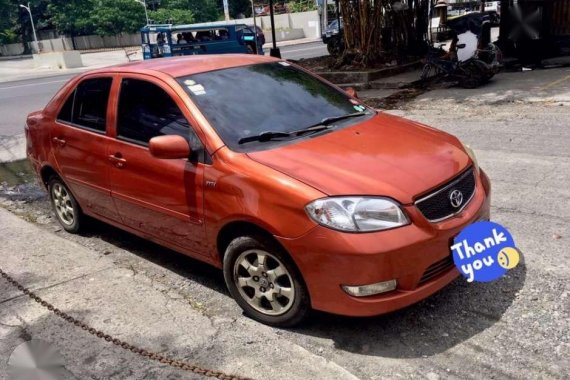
left=0, top=207, right=358, bottom=379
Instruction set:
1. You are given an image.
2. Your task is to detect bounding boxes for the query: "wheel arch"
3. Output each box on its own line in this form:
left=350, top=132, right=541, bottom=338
left=216, top=220, right=280, bottom=262
left=39, top=165, right=60, bottom=188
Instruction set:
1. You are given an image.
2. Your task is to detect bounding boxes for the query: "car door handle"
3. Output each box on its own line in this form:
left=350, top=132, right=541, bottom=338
left=52, top=137, right=66, bottom=147
left=108, top=154, right=127, bottom=168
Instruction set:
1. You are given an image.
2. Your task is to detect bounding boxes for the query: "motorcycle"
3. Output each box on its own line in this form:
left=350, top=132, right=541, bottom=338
left=421, top=13, right=502, bottom=88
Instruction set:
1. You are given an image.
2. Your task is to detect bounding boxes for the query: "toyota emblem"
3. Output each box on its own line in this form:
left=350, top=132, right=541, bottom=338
left=449, top=189, right=464, bottom=208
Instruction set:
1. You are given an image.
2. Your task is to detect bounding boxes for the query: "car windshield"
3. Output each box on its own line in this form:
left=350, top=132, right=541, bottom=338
left=178, top=62, right=373, bottom=152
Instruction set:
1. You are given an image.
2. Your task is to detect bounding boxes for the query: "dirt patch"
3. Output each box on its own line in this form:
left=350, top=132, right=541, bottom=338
left=0, top=160, right=35, bottom=186
left=362, top=88, right=427, bottom=110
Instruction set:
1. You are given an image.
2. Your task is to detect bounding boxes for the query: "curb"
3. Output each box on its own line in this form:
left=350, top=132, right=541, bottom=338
left=0, top=134, right=26, bottom=163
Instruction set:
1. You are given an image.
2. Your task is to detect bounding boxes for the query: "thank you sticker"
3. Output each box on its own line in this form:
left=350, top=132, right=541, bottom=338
left=451, top=221, right=520, bottom=282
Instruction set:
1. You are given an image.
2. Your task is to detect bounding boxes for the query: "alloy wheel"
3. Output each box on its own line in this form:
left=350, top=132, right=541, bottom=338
left=51, top=183, right=75, bottom=226
left=233, top=249, right=295, bottom=316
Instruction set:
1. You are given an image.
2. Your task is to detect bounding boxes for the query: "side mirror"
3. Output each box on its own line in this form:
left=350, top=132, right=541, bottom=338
left=149, top=135, right=190, bottom=159
left=345, top=86, right=358, bottom=99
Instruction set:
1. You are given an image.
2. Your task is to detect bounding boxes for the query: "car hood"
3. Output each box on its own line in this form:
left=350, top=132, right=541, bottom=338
left=247, top=112, right=471, bottom=204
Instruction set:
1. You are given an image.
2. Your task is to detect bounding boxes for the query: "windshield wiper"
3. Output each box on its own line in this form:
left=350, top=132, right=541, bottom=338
left=238, top=131, right=292, bottom=144
left=318, top=111, right=369, bottom=126
left=237, top=112, right=369, bottom=145
left=296, top=111, right=369, bottom=133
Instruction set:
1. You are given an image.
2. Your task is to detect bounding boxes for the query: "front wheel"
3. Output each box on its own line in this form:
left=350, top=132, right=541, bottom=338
left=223, top=235, right=310, bottom=327
left=327, top=36, right=344, bottom=57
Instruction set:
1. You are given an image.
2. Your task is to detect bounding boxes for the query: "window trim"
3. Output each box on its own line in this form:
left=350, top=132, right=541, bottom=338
left=114, top=75, right=210, bottom=164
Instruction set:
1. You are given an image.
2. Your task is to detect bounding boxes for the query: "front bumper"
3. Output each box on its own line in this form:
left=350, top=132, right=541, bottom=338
left=277, top=169, right=491, bottom=317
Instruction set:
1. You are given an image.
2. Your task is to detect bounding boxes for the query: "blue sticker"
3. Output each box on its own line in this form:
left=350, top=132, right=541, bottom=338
left=451, top=221, right=520, bottom=283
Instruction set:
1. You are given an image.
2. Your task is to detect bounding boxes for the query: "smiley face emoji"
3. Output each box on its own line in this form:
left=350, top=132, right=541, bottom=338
left=497, top=247, right=520, bottom=269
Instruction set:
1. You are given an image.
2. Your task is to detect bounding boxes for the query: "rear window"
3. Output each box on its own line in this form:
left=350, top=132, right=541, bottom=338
left=178, top=62, right=372, bottom=152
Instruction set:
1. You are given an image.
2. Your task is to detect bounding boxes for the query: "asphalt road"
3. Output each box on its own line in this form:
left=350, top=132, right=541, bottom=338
left=0, top=41, right=328, bottom=137
left=0, top=75, right=74, bottom=136
left=277, top=40, right=329, bottom=60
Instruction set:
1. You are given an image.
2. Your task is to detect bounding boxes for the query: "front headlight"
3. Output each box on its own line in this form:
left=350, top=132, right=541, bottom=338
left=461, top=142, right=479, bottom=171
left=305, top=197, right=409, bottom=232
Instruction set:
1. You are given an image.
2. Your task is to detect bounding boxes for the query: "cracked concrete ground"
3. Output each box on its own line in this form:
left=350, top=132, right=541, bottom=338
left=1, top=67, right=569, bottom=379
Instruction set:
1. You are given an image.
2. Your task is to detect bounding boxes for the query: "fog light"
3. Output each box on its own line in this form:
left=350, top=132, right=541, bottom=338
left=342, top=279, right=397, bottom=297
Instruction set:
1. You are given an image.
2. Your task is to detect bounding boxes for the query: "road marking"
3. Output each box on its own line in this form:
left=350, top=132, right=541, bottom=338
left=0, top=79, right=68, bottom=91
left=539, top=75, right=570, bottom=91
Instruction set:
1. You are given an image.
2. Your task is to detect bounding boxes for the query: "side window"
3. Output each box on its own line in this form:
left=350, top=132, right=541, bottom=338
left=117, top=78, right=205, bottom=160
left=57, top=77, right=112, bottom=132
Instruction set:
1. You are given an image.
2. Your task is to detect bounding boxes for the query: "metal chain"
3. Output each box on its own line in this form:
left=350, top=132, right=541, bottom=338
left=0, top=267, right=252, bottom=380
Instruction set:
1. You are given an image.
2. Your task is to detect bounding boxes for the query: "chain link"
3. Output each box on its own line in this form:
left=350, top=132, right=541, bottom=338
left=0, top=267, right=252, bottom=380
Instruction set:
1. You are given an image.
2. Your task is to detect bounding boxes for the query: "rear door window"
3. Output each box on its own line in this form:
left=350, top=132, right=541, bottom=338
left=57, top=77, right=113, bottom=133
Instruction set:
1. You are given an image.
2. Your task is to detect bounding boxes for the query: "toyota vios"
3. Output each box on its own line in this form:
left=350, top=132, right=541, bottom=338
left=26, top=55, right=491, bottom=326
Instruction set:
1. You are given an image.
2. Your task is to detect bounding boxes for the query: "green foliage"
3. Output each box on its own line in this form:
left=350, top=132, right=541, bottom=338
left=47, top=0, right=95, bottom=35
left=90, top=0, right=146, bottom=36
left=0, top=0, right=17, bottom=43
left=163, top=0, right=220, bottom=23
left=227, top=0, right=252, bottom=18
left=149, top=8, right=194, bottom=25
left=287, top=0, right=317, bottom=13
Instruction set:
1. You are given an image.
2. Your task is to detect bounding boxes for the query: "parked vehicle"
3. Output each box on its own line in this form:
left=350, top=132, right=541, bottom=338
left=322, top=18, right=344, bottom=57
left=26, top=54, right=491, bottom=327
left=140, top=23, right=263, bottom=60
left=249, top=24, right=266, bottom=46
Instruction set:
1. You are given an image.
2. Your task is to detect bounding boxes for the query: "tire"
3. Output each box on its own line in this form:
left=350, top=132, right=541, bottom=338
left=420, top=63, right=440, bottom=81
left=326, top=36, right=343, bottom=57
left=223, top=235, right=310, bottom=327
left=48, top=177, right=83, bottom=233
left=458, top=65, right=481, bottom=89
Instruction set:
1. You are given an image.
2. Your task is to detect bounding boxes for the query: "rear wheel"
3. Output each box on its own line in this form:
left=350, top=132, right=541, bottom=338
left=420, top=62, right=442, bottom=81
left=223, top=235, right=309, bottom=327
left=48, top=177, right=83, bottom=233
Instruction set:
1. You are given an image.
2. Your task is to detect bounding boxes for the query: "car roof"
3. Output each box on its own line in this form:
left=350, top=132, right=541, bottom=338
left=87, top=54, right=280, bottom=79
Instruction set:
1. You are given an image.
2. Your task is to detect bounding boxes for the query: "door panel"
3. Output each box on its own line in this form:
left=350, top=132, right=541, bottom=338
left=51, top=76, right=120, bottom=222
left=108, top=141, right=206, bottom=254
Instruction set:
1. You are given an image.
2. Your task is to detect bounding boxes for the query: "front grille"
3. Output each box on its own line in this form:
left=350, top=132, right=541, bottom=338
left=415, top=168, right=476, bottom=222
left=419, top=255, right=454, bottom=284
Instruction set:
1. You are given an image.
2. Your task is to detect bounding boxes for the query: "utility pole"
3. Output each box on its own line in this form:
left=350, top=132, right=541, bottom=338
left=268, top=0, right=281, bottom=57
left=135, top=0, right=150, bottom=25
left=223, top=0, right=230, bottom=21
left=19, top=3, right=39, bottom=54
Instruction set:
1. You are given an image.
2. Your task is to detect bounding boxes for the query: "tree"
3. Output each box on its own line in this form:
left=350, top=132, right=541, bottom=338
left=0, top=0, right=18, bottom=44
left=89, top=0, right=146, bottom=36
left=338, top=0, right=429, bottom=67
left=47, top=0, right=95, bottom=36
left=163, top=0, right=220, bottom=23
left=149, top=8, right=194, bottom=25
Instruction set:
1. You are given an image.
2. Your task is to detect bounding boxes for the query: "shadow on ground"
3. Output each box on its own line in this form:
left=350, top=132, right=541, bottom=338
left=291, top=260, right=526, bottom=358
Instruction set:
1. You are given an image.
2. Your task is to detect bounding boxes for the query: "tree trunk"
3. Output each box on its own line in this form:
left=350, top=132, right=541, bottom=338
left=337, top=0, right=430, bottom=67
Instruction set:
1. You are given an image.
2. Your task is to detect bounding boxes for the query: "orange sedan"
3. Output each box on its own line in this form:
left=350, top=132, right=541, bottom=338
left=26, top=55, right=491, bottom=326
